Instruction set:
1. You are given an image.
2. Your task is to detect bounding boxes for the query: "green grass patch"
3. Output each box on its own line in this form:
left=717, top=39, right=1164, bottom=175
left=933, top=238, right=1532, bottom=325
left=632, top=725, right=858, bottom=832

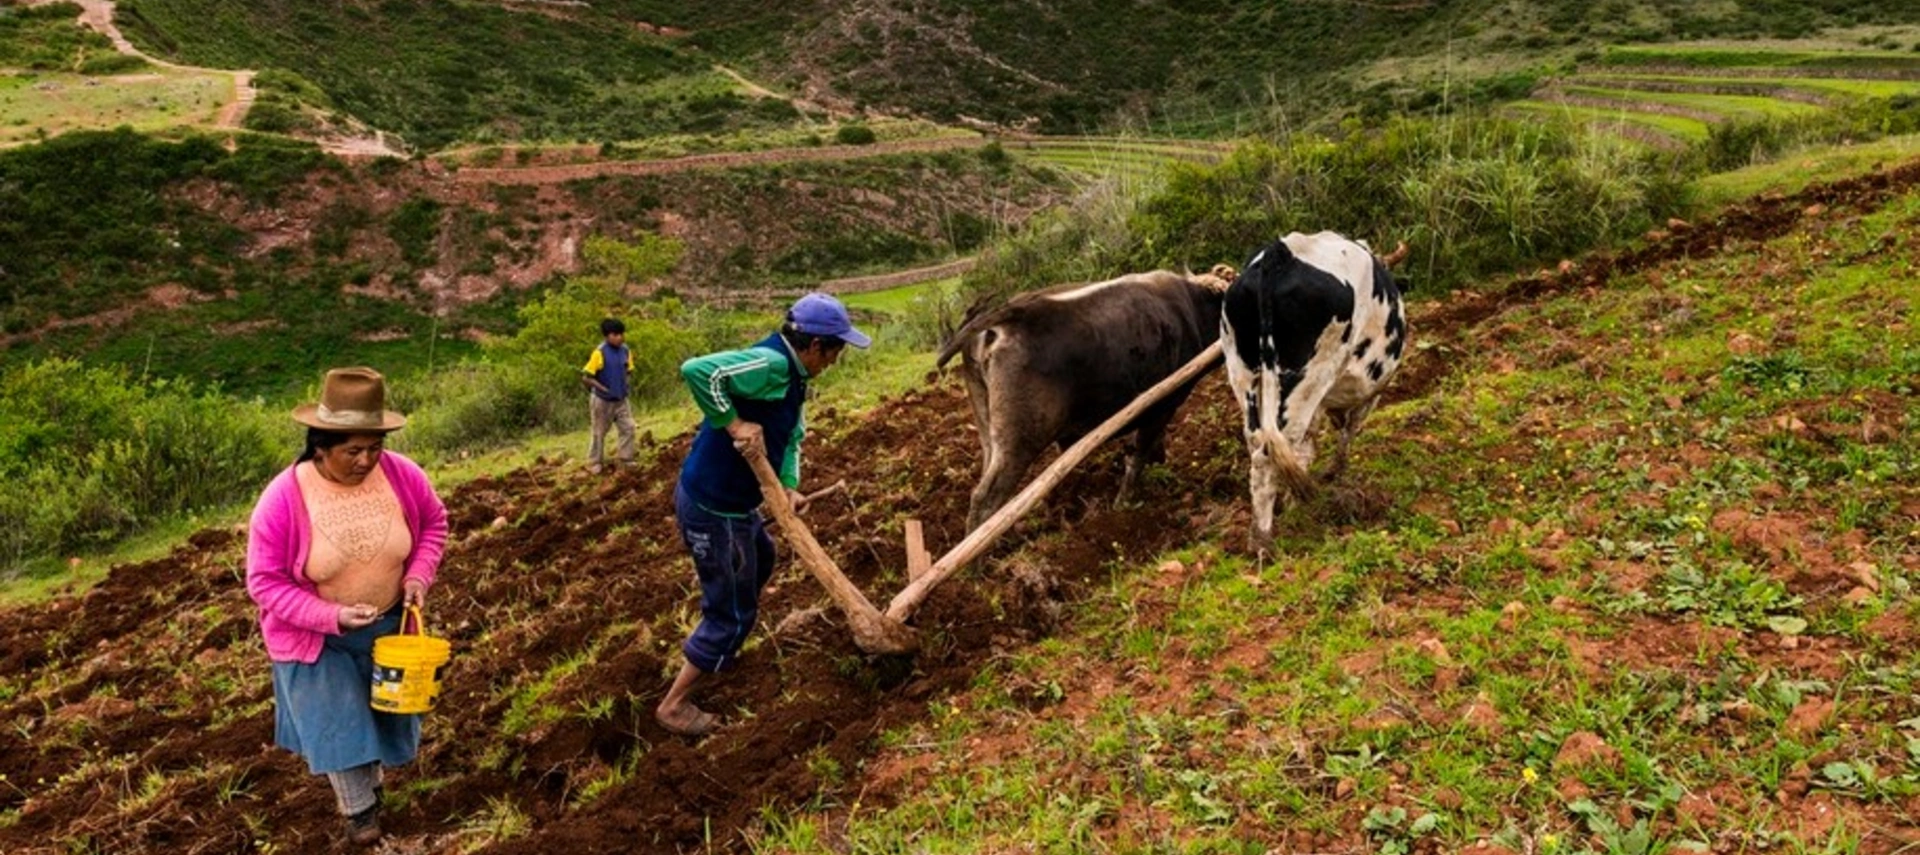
left=0, top=68, right=229, bottom=145
left=837, top=277, right=957, bottom=319
left=1506, top=100, right=1712, bottom=143
left=1691, top=135, right=1920, bottom=208
left=751, top=159, right=1920, bottom=853
left=1581, top=72, right=1920, bottom=102
left=1562, top=85, right=1825, bottom=120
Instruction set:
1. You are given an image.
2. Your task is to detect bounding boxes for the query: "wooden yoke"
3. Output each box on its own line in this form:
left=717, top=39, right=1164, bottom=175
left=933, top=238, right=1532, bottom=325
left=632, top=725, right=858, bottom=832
left=739, top=444, right=920, bottom=654
left=886, top=341, right=1225, bottom=622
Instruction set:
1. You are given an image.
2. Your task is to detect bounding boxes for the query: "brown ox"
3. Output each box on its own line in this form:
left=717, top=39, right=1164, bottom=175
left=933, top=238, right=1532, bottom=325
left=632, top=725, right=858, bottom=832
left=937, top=269, right=1229, bottom=530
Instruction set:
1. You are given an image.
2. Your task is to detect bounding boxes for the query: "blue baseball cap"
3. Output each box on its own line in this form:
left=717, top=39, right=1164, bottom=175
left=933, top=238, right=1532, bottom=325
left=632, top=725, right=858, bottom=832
left=787, top=292, right=872, bottom=349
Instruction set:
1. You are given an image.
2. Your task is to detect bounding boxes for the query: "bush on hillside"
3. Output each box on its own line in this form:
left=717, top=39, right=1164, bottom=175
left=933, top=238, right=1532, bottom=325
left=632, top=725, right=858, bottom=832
left=0, top=359, right=285, bottom=569
left=959, top=179, right=1139, bottom=308
left=834, top=124, right=877, bottom=145
left=963, top=113, right=1693, bottom=304
left=1703, top=97, right=1920, bottom=171
left=393, top=358, right=585, bottom=456
left=1128, top=115, right=1690, bottom=291
left=77, top=52, right=147, bottom=75
left=395, top=264, right=731, bottom=458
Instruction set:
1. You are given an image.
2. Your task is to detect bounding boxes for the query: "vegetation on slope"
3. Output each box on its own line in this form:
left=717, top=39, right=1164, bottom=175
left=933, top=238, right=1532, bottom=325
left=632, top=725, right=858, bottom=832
left=0, top=130, right=1063, bottom=398
left=0, top=2, right=143, bottom=74
left=102, top=1, right=1920, bottom=146
left=112, top=0, right=805, bottom=150
left=0, top=360, right=283, bottom=568
left=760, top=156, right=1920, bottom=855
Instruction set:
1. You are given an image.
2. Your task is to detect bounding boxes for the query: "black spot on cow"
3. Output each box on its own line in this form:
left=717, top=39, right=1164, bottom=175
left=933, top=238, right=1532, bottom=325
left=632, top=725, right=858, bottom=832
left=1367, top=360, right=1385, bottom=381
left=1384, top=314, right=1406, bottom=360
left=1352, top=338, right=1372, bottom=360
left=1223, top=240, right=1356, bottom=375
left=1370, top=258, right=1397, bottom=303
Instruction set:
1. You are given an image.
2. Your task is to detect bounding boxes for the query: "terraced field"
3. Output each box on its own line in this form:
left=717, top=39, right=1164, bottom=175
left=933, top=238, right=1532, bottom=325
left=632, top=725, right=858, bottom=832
left=1512, top=46, right=1920, bottom=148
left=1001, top=135, right=1233, bottom=183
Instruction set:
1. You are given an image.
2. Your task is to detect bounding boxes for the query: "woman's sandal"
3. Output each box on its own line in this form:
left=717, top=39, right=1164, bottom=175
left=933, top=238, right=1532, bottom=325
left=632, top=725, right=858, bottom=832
left=656, top=707, right=719, bottom=737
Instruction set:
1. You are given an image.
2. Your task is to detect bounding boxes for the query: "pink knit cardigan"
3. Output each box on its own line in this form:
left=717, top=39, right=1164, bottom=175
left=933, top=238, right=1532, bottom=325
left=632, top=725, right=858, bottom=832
left=245, top=451, right=448, bottom=664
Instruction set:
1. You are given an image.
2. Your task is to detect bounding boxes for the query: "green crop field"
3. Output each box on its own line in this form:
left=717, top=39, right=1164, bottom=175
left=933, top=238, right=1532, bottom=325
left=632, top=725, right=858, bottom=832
left=0, top=69, right=229, bottom=145
left=838, top=277, right=954, bottom=319
left=1506, top=42, right=1920, bottom=152
left=1600, top=43, right=1920, bottom=72
left=1504, top=101, right=1710, bottom=145
left=1580, top=72, right=1920, bottom=101
left=1561, top=85, right=1825, bottom=120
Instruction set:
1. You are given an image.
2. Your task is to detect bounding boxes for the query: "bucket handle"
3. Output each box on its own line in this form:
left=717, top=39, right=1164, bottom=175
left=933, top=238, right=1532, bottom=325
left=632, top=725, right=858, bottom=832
left=400, top=604, right=428, bottom=637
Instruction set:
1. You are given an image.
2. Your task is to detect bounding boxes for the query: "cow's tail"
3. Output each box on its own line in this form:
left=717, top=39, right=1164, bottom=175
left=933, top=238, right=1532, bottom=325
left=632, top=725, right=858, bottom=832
left=1251, top=367, right=1314, bottom=500
left=934, top=298, right=1003, bottom=370
left=1240, top=242, right=1314, bottom=499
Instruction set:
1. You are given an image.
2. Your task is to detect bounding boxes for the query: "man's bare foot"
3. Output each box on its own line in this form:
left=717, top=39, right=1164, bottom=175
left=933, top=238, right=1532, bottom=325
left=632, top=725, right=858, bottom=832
left=655, top=702, right=718, bottom=737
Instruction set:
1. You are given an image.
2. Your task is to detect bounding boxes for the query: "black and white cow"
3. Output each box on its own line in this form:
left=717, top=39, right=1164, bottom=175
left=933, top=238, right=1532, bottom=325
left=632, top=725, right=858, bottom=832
left=1222, top=231, right=1408, bottom=550
left=938, top=270, right=1229, bottom=530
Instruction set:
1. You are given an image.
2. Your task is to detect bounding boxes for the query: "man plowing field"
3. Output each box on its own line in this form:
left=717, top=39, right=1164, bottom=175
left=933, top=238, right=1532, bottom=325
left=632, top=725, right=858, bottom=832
left=655, top=293, right=872, bottom=737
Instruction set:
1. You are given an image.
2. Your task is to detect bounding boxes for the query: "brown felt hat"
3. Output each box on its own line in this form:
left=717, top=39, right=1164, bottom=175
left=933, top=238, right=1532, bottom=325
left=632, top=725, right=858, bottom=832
left=291, top=367, right=407, bottom=432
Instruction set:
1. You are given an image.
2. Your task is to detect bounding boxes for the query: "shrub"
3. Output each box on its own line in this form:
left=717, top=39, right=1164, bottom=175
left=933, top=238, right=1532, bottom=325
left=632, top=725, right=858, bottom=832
left=1124, top=114, right=1689, bottom=292
left=387, top=197, right=443, bottom=267
left=834, top=124, right=877, bottom=145
left=243, top=101, right=306, bottom=135
left=396, top=281, right=732, bottom=458
left=395, top=357, right=585, bottom=456
left=0, top=359, right=285, bottom=569
left=77, top=52, right=147, bottom=75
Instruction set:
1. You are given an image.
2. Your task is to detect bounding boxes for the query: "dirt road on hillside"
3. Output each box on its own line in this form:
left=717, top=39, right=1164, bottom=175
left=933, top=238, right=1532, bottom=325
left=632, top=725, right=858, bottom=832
left=44, top=0, right=408, bottom=156
left=59, top=0, right=254, bottom=129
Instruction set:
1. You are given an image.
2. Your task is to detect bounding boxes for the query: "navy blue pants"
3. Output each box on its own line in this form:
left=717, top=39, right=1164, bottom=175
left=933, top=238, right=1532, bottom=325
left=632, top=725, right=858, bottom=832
left=675, top=483, right=777, bottom=673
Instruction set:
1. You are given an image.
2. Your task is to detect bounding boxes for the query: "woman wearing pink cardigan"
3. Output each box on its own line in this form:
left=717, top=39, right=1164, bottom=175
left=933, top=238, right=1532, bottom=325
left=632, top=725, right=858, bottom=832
left=246, top=367, right=447, bottom=847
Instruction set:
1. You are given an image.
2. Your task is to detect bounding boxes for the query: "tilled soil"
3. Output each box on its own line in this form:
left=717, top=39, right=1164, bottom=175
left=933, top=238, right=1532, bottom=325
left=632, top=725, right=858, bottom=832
left=2, top=156, right=1916, bottom=854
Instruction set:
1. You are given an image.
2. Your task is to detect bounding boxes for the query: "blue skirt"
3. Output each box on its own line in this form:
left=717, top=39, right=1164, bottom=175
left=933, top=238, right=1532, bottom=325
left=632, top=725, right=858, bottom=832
left=271, top=607, right=421, bottom=775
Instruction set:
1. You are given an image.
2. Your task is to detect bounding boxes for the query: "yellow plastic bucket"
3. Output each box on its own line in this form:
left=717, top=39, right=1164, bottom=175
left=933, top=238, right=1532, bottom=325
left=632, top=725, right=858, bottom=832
left=370, top=605, right=451, bottom=714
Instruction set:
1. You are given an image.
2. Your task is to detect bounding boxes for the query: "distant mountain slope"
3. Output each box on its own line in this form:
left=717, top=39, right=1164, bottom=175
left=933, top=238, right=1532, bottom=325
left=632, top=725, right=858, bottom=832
left=0, top=130, right=1065, bottom=396
left=111, top=0, right=1920, bottom=146
left=112, top=0, right=805, bottom=150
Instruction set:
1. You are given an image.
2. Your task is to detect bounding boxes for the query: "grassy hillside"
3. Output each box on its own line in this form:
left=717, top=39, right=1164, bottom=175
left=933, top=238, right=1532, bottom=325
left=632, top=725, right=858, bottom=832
left=104, top=1, right=1920, bottom=145
left=111, top=0, right=812, bottom=150
left=762, top=155, right=1920, bottom=853
left=1, top=152, right=1913, bottom=854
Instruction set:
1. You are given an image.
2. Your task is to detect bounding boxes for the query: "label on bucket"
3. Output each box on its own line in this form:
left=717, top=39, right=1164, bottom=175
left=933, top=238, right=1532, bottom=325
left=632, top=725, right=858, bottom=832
left=370, top=663, right=436, bottom=713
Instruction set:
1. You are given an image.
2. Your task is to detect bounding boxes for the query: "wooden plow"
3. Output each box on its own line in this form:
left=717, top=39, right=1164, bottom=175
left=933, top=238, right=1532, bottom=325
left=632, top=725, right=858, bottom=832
left=742, top=341, right=1226, bottom=655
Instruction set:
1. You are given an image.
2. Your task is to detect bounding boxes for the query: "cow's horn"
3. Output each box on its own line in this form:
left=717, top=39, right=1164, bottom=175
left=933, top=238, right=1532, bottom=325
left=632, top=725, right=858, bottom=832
left=1380, top=242, right=1409, bottom=268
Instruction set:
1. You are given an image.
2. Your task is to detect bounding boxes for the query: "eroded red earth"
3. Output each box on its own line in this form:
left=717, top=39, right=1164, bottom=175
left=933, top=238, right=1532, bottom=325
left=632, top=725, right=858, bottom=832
left=2, top=158, right=1917, bottom=853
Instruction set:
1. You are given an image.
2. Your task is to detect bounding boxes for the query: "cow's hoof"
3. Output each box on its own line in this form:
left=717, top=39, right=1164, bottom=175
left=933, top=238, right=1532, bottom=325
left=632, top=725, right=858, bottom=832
left=1245, top=532, right=1274, bottom=564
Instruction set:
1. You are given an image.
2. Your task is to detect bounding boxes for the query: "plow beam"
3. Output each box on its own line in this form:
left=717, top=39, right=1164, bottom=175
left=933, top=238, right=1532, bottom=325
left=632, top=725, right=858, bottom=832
left=741, top=446, right=921, bottom=654
left=885, top=341, right=1224, bottom=622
